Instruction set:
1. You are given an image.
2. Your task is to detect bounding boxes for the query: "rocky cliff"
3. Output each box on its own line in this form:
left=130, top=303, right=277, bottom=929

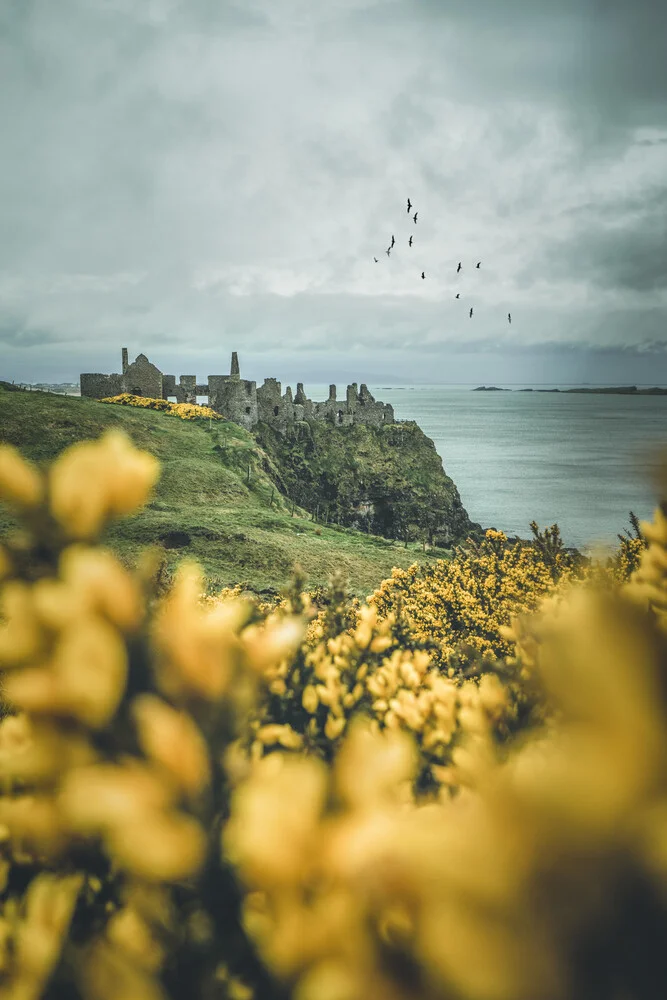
left=255, top=419, right=482, bottom=546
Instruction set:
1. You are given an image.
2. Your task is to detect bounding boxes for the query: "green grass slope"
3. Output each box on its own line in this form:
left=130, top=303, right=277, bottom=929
left=0, top=388, right=452, bottom=596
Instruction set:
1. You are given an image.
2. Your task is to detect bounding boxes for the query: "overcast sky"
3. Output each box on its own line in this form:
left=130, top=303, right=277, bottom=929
left=2, top=0, right=667, bottom=385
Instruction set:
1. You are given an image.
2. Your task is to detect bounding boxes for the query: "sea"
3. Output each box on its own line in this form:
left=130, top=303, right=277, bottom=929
left=304, top=383, right=667, bottom=554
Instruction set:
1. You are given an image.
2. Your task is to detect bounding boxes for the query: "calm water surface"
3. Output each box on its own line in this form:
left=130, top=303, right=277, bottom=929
left=307, top=383, right=667, bottom=551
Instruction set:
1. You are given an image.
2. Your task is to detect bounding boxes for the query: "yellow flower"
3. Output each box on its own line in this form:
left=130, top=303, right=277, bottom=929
left=0, top=794, right=65, bottom=855
left=58, top=545, right=144, bottom=631
left=49, top=430, right=159, bottom=538
left=639, top=507, right=667, bottom=546
left=52, top=615, right=127, bottom=727
left=59, top=763, right=173, bottom=834
left=334, top=720, right=417, bottom=810
left=0, top=581, right=46, bottom=667
left=107, top=811, right=206, bottom=882
left=0, top=444, right=43, bottom=508
left=0, top=545, right=13, bottom=582
left=14, top=873, right=84, bottom=989
left=324, top=715, right=346, bottom=741
left=224, top=755, right=328, bottom=887
left=152, top=562, right=247, bottom=700
left=242, top=617, right=305, bottom=675
left=132, top=694, right=211, bottom=796
left=302, top=685, right=319, bottom=714
left=105, top=905, right=165, bottom=973
left=256, top=724, right=303, bottom=750
left=294, top=960, right=360, bottom=1000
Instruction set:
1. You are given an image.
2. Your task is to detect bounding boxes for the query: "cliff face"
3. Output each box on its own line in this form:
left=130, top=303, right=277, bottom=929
left=255, top=419, right=482, bottom=546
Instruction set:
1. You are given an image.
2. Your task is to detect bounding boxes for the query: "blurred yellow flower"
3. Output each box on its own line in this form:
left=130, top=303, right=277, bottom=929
left=132, top=694, right=211, bottom=796
left=49, top=430, right=159, bottom=538
left=0, top=444, right=43, bottom=508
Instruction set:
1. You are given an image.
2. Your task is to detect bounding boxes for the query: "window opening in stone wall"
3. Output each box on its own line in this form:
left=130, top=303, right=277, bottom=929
left=337, top=410, right=343, bottom=424
left=131, top=387, right=143, bottom=396
left=245, top=407, right=251, bottom=414
left=273, top=406, right=280, bottom=416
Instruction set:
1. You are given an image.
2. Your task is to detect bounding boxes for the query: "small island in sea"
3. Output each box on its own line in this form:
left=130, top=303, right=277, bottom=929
left=474, top=386, right=667, bottom=395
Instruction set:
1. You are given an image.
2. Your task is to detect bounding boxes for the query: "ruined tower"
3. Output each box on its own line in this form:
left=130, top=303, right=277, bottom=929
left=122, top=348, right=128, bottom=374
left=208, top=351, right=257, bottom=430
left=295, top=382, right=307, bottom=405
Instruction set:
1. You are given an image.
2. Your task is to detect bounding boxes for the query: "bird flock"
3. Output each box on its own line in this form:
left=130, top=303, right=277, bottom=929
left=373, top=197, right=512, bottom=325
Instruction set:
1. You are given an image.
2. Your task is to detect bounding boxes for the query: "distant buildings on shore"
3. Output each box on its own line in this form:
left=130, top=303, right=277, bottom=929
left=12, top=382, right=80, bottom=395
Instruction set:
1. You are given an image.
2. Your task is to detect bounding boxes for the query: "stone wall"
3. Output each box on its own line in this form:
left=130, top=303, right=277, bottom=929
left=208, top=375, right=258, bottom=431
left=178, top=376, right=197, bottom=405
left=256, top=377, right=393, bottom=432
left=124, top=354, right=163, bottom=399
left=80, top=348, right=394, bottom=433
left=80, top=373, right=123, bottom=399
left=81, top=352, right=162, bottom=400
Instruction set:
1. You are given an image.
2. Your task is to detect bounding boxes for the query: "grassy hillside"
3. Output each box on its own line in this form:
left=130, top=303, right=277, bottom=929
left=0, top=387, right=453, bottom=596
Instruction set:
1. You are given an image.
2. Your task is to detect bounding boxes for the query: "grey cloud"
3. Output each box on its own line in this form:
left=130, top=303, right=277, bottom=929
left=168, top=0, right=269, bottom=30
left=1, top=0, right=667, bottom=385
left=585, top=230, right=667, bottom=293
left=0, top=317, right=57, bottom=350
left=419, top=0, right=667, bottom=106
left=533, top=184, right=667, bottom=293
left=347, top=0, right=667, bottom=148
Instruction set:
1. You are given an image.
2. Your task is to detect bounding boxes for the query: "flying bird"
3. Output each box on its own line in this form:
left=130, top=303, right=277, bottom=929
left=413, top=212, right=418, bottom=223
left=373, top=257, right=378, bottom=262
left=455, top=293, right=460, bottom=299
left=409, top=235, right=413, bottom=247
left=457, top=262, right=462, bottom=273
left=386, top=247, right=391, bottom=257
left=391, top=234, right=395, bottom=248
left=476, top=261, right=481, bottom=268
left=508, top=312, right=512, bottom=324
left=421, top=271, right=425, bottom=279
left=407, top=198, right=412, bottom=213
left=469, top=307, right=473, bottom=318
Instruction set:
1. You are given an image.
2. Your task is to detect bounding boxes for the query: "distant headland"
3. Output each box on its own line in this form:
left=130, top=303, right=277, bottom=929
left=474, top=385, right=667, bottom=395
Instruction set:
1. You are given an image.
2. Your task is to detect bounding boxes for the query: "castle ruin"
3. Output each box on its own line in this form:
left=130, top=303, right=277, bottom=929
left=80, top=349, right=395, bottom=433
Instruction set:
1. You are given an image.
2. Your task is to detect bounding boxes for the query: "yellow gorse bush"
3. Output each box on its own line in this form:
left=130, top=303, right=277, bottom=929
left=226, top=540, right=667, bottom=1000
left=1, top=434, right=667, bottom=1000
left=0, top=433, right=301, bottom=999
left=237, top=588, right=511, bottom=796
left=368, top=524, right=583, bottom=668
left=101, top=394, right=226, bottom=421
